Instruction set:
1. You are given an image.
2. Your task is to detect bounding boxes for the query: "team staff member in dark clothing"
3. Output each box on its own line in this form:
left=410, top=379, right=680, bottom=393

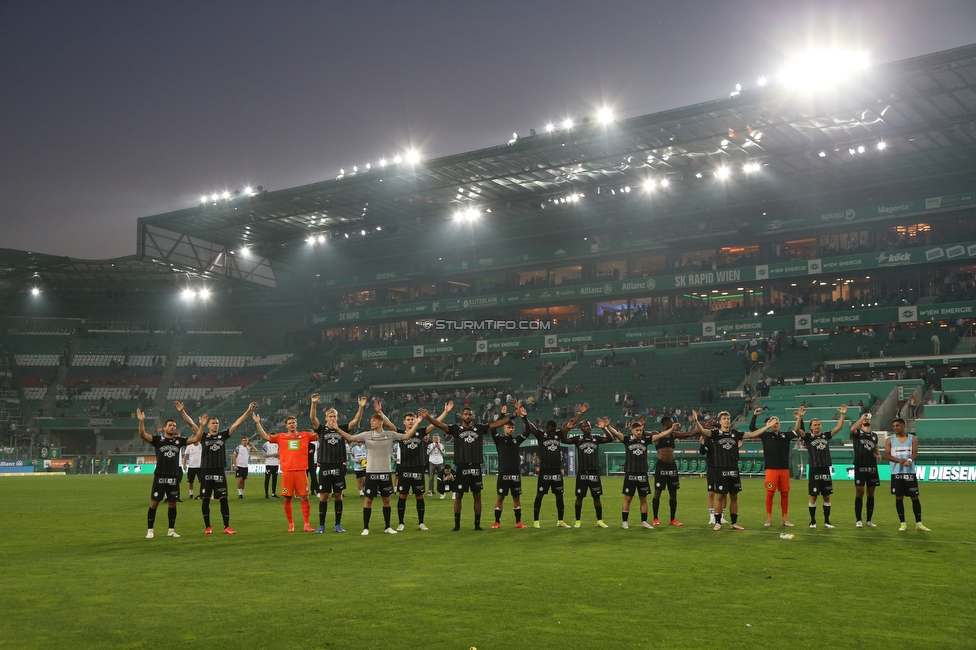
left=651, top=416, right=700, bottom=527
left=750, top=407, right=802, bottom=528
left=692, top=410, right=776, bottom=531
left=491, top=405, right=530, bottom=529
left=198, top=402, right=258, bottom=535
left=602, top=417, right=675, bottom=530
left=309, top=394, right=366, bottom=534
left=796, top=405, right=848, bottom=529
left=524, top=403, right=588, bottom=529
left=425, top=407, right=512, bottom=531
left=850, top=412, right=882, bottom=528
left=138, top=402, right=204, bottom=539
left=562, top=410, right=612, bottom=529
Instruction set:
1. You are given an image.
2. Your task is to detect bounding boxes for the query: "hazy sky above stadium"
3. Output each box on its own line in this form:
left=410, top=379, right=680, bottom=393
left=2, top=1, right=976, bottom=260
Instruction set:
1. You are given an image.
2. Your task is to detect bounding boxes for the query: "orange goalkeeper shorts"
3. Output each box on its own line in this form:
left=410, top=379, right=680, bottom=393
left=765, top=469, right=790, bottom=493
left=280, top=470, right=309, bottom=497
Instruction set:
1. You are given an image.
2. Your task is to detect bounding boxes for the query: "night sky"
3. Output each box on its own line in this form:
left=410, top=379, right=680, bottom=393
left=2, top=1, right=975, bottom=260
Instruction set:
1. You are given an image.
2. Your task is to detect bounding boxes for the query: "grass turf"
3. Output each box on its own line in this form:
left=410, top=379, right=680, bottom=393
left=1, top=475, right=974, bottom=649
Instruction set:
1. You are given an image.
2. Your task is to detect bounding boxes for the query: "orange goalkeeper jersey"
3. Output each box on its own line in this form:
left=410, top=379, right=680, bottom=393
left=269, top=431, right=318, bottom=472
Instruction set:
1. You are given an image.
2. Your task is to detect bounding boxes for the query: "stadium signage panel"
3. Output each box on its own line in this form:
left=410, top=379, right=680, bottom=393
left=826, top=465, right=976, bottom=482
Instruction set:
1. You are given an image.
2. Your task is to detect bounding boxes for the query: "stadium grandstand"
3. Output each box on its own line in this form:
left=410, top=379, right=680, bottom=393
left=3, top=43, right=976, bottom=477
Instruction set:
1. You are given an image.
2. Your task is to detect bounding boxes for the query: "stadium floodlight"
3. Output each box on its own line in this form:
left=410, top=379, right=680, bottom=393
left=211, top=193, right=218, bottom=202
left=849, top=148, right=857, bottom=155
left=305, top=236, right=313, bottom=244
left=406, top=150, right=420, bottom=164
left=877, top=141, right=886, bottom=150
left=660, top=178, right=669, bottom=187
left=198, top=288, right=210, bottom=300
left=376, top=225, right=381, bottom=231
left=695, top=172, right=703, bottom=179
left=366, top=163, right=371, bottom=170
left=182, top=288, right=194, bottom=300
left=819, top=151, right=827, bottom=157
left=597, top=108, right=613, bottom=124
left=31, top=287, right=40, bottom=296
left=222, top=191, right=230, bottom=200
left=200, top=196, right=207, bottom=204
left=545, top=123, right=555, bottom=133
left=780, top=50, right=870, bottom=89
left=379, top=158, right=387, bottom=167
left=758, top=76, right=767, bottom=87
left=744, top=162, right=761, bottom=173
left=393, top=155, right=402, bottom=164
left=340, top=168, right=345, bottom=175
left=857, top=145, right=865, bottom=154
left=317, top=235, right=325, bottom=244
left=244, top=186, right=252, bottom=195
left=715, top=167, right=730, bottom=179
left=239, top=247, right=248, bottom=257
left=563, top=119, right=573, bottom=130
left=361, top=229, right=366, bottom=236
left=353, top=166, right=358, bottom=173
left=643, top=179, right=655, bottom=191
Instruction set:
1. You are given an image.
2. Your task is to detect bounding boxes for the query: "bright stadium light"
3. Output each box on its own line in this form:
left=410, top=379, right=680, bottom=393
left=819, top=151, right=827, bottom=157
left=393, top=155, right=402, bottom=164
left=317, top=235, right=325, bottom=244
left=182, top=288, right=194, bottom=300
left=31, top=287, right=40, bottom=296
left=877, top=141, right=886, bottom=151
left=406, top=150, right=420, bottom=164
left=244, top=186, right=252, bottom=195
left=361, top=229, right=366, bottom=236
left=744, top=162, right=761, bottom=173
left=857, top=145, right=865, bottom=154
left=660, top=178, right=669, bottom=187
left=198, top=288, right=210, bottom=300
left=344, top=233, right=349, bottom=238
left=597, top=108, right=613, bottom=124
left=563, top=119, right=573, bottom=130
left=222, top=191, right=230, bottom=200
left=758, top=76, right=768, bottom=87
left=780, top=50, right=870, bottom=89
left=545, top=123, right=555, bottom=133
left=379, top=158, right=387, bottom=167
left=211, top=193, right=218, bottom=202
left=643, top=179, right=655, bottom=191
left=715, top=167, right=731, bottom=179
left=200, top=196, right=207, bottom=204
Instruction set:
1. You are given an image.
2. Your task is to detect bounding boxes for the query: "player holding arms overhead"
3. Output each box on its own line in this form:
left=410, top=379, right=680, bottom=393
left=524, top=405, right=587, bottom=529
left=198, top=402, right=257, bottom=535
left=795, top=405, right=847, bottom=529
left=138, top=402, right=204, bottom=538
left=309, top=394, right=366, bottom=534
left=750, top=407, right=802, bottom=528
left=651, top=416, right=700, bottom=527
left=558, top=404, right=612, bottom=528
left=601, top=418, right=666, bottom=530
left=850, top=413, right=882, bottom=528
left=252, top=412, right=318, bottom=532
left=491, top=405, right=530, bottom=529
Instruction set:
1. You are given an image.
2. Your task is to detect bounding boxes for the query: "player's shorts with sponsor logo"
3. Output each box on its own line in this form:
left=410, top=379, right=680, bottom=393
left=622, top=473, right=650, bottom=496
left=235, top=467, right=249, bottom=479
left=151, top=475, right=181, bottom=501
left=537, top=471, right=564, bottom=494
left=706, top=466, right=719, bottom=492
left=396, top=469, right=426, bottom=495
left=201, top=471, right=229, bottom=498
left=890, top=473, right=920, bottom=497
left=317, top=464, right=347, bottom=493
left=496, top=473, right=522, bottom=497
left=713, top=468, right=742, bottom=495
left=280, top=470, right=310, bottom=498
left=765, top=468, right=791, bottom=492
left=365, top=472, right=395, bottom=498
left=454, top=465, right=483, bottom=493
left=854, top=465, right=881, bottom=488
left=575, top=473, right=603, bottom=497
left=654, top=461, right=680, bottom=491
left=808, top=467, right=833, bottom=496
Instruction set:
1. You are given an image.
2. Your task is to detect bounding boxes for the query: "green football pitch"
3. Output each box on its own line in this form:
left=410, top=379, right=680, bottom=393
left=1, top=475, right=974, bottom=649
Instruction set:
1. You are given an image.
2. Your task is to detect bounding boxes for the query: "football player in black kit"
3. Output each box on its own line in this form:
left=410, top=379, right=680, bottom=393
left=849, top=412, right=882, bottom=528
left=692, top=409, right=777, bottom=531
left=796, top=404, right=847, bottom=529
left=138, top=402, right=205, bottom=539
left=650, top=415, right=701, bottom=527
left=197, top=402, right=258, bottom=535
left=425, top=406, right=512, bottom=531
left=309, top=394, right=367, bottom=534
left=523, top=404, right=589, bottom=529
left=602, top=417, right=676, bottom=529
left=491, top=405, right=530, bottom=529
left=562, top=408, right=613, bottom=528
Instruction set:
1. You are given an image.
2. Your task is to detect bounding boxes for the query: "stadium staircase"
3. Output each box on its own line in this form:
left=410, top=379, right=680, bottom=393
left=547, top=358, right=577, bottom=384
left=152, top=330, right=186, bottom=422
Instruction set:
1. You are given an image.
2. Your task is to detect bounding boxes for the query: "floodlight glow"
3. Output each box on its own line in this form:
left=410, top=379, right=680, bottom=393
left=317, top=235, right=325, bottom=243
left=563, top=119, right=573, bottom=130
left=376, top=226, right=381, bottom=231
left=353, top=166, right=358, bottom=172
left=758, top=76, right=767, bottom=86
left=200, top=196, right=207, bottom=204
left=393, top=155, right=402, bottom=164
left=379, top=158, right=387, bottom=167
left=182, top=288, right=194, bottom=300
left=222, top=191, right=230, bottom=200
left=198, top=288, right=210, bottom=299
left=545, top=123, right=555, bottom=132
left=244, top=186, right=252, bottom=194
left=406, top=150, right=420, bottom=164
left=597, top=108, right=613, bottom=124
left=211, top=193, right=218, bottom=202
left=623, top=186, right=631, bottom=193
left=877, top=141, right=886, bottom=150
left=306, top=237, right=313, bottom=244
left=744, top=162, right=761, bottom=173
left=361, top=229, right=366, bottom=236
left=715, top=167, right=730, bottom=179
left=819, top=151, right=827, bottom=157
left=660, top=178, right=669, bottom=187
left=644, top=179, right=655, bottom=191
left=857, top=145, right=865, bottom=154
left=31, top=287, right=40, bottom=296
left=780, top=50, right=870, bottom=89
left=849, top=148, right=857, bottom=155
left=344, top=233, right=349, bottom=238
left=239, top=247, right=248, bottom=257
left=340, top=168, right=345, bottom=175
left=366, top=163, right=371, bottom=170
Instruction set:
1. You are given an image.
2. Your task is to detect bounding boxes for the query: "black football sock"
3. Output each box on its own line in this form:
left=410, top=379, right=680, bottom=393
left=416, top=500, right=425, bottom=524
left=595, top=501, right=603, bottom=520
left=147, top=507, right=157, bottom=530
left=514, top=507, right=522, bottom=523
left=574, top=502, right=582, bottom=521
left=382, top=506, right=391, bottom=529
left=866, top=496, right=875, bottom=521
left=555, top=493, right=565, bottom=520
left=823, top=504, right=831, bottom=524
left=454, top=512, right=461, bottom=530
left=895, top=500, right=905, bottom=522
left=168, top=507, right=177, bottom=528
left=622, top=511, right=630, bottom=522
left=808, top=505, right=816, bottom=524
left=669, top=499, right=677, bottom=521
left=652, top=498, right=661, bottom=520
left=495, top=508, right=502, bottom=523
left=640, top=511, right=648, bottom=523
left=334, top=500, right=343, bottom=526
left=319, top=501, right=328, bottom=526
left=219, top=498, right=230, bottom=528
left=202, top=499, right=211, bottom=528
left=264, top=473, right=270, bottom=497
left=533, top=493, right=543, bottom=521
left=474, top=514, right=482, bottom=529
left=854, top=497, right=863, bottom=521
left=912, top=499, right=922, bottom=523
left=397, top=499, right=406, bottom=525
left=363, top=507, right=372, bottom=530
left=730, top=512, right=738, bottom=525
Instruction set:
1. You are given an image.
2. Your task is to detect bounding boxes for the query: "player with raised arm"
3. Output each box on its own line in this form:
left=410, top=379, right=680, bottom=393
left=795, top=405, right=847, bottom=529
left=651, top=416, right=701, bottom=527
left=333, top=407, right=427, bottom=535
left=563, top=412, right=613, bottom=529
left=523, top=405, right=586, bottom=529
left=491, top=405, right=530, bottom=529
left=850, top=413, right=882, bottom=528
left=378, top=400, right=452, bottom=532
left=252, top=412, right=318, bottom=532
left=750, top=407, right=802, bottom=528
left=138, top=403, right=204, bottom=538
left=692, top=410, right=776, bottom=531
left=425, top=406, right=512, bottom=531
left=884, top=418, right=930, bottom=531
left=232, top=436, right=257, bottom=499
left=310, top=394, right=366, bottom=534
left=602, top=417, right=667, bottom=529
left=198, top=402, right=257, bottom=535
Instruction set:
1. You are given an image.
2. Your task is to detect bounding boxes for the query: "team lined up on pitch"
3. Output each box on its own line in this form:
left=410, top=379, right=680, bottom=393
left=141, top=395, right=931, bottom=538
